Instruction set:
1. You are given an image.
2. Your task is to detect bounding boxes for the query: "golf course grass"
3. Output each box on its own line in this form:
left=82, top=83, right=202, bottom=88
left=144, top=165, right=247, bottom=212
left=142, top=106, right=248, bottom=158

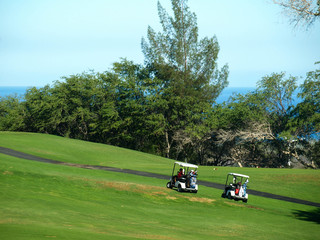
left=1, top=132, right=320, bottom=239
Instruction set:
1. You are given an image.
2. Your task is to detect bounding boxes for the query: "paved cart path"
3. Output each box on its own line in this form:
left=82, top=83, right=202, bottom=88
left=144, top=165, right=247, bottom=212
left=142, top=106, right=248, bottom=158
left=1, top=146, right=319, bottom=208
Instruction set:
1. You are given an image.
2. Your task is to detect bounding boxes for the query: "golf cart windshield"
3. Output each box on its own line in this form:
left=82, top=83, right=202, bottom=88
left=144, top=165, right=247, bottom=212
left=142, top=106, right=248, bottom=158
left=172, top=161, right=198, bottom=177
left=226, top=173, right=249, bottom=186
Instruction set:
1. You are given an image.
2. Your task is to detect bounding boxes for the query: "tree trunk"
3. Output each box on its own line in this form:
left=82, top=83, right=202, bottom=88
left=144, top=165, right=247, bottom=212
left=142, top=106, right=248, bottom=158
left=165, top=131, right=171, bottom=159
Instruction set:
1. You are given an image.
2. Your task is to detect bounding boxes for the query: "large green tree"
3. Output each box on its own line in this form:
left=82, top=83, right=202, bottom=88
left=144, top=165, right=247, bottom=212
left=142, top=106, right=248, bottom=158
left=141, top=0, right=228, bottom=103
left=141, top=0, right=228, bottom=160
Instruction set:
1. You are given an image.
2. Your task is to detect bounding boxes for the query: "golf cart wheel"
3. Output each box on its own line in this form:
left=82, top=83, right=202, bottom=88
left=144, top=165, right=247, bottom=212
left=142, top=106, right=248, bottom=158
left=193, top=190, right=198, bottom=194
left=166, top=182, right=172, bottom=189
left=243, top=199, right=248, bottom=203
left=178, top=184, right=182, bottom=192
left=221, top=193, right=226, bottom=198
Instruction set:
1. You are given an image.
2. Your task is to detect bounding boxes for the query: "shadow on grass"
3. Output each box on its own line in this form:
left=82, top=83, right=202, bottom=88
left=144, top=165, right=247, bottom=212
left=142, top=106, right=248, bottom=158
left=293, top=208, right=320, bottom=224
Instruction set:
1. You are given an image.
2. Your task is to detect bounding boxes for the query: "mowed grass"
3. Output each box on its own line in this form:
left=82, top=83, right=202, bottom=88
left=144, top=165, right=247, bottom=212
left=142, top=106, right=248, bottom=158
left=0, top=132, right=171, bottom=171
left=0, top=132, right=320, bottom=239
left=1, top=154, right=320, bottom=240
left=1, top=132, right=320, bottom=203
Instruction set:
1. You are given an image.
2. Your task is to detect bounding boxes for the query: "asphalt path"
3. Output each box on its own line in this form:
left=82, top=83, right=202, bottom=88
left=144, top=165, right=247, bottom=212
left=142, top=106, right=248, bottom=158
left=1, top=146, right=319, bottom=208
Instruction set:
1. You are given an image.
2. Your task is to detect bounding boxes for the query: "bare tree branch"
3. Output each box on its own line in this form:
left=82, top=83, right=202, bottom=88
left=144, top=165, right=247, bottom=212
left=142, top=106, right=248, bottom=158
left=273, top=0, right=320, bottom=28
left=215, top=122, right=276, bottom=167
left=216, top=122, right=275, bottom=145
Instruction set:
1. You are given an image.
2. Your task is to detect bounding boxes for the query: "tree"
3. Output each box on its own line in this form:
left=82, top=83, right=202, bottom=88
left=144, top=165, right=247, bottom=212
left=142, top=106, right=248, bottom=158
left=88, top=71, right=122, bottom=145
left=47, top=73, right=102, bottom=140
left=257, top=72, right=298, bottom=116
left=214, top=122, right=276, bottom=167
left=24, top=86, right=53, bottom=134
left=256, top=72, right=298, bottom=137
left=291, top=62, right=320, bottom=139
left=208, top=92, right=276, bottom=167
left=141, top=0, right=228, bottom=161
left=141, top=0, right=228, bottom=103
left=273, top=0, right=320, bottom=28
left=0, top=95, right=26, bottom=131
left=111, top=60, right=153, bottom=150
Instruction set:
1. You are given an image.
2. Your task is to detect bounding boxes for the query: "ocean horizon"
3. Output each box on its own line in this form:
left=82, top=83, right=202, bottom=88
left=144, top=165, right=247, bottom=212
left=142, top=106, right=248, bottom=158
left=0, top=86, right=32, bottom=98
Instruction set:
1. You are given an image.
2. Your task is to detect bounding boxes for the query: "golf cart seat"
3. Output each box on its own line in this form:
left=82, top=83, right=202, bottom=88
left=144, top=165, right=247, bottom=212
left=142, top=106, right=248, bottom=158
left=178, top=177, right=187, bottom=183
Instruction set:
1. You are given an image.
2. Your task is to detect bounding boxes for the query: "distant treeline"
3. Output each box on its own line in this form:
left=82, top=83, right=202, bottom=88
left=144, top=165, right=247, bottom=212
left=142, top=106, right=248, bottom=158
left=0, top=60, right=319, bottom=168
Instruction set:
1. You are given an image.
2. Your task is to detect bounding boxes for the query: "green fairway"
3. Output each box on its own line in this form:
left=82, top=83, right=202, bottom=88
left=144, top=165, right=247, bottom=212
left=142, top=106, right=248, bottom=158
left=1, top=132, right=320, bottom=202
left=1, top=132, right=320, bottom=239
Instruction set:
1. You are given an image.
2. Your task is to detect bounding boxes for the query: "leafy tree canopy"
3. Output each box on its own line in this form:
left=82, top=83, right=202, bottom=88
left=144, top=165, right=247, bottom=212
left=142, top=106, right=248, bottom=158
left=141, top=0, right=228, bottom=103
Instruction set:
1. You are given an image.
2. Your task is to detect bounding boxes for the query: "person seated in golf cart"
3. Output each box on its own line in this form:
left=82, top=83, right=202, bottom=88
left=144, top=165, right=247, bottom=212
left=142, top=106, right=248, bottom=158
left=188, top=170, right=197, bottom=189
left=173, top=168, right=185, bottom=183
left=177, top=168, right=184, bottom=179
left=235, top=182, right=241, bottom=195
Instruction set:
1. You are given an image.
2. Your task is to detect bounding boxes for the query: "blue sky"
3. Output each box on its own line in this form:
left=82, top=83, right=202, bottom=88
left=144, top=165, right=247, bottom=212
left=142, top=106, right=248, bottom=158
left=0, top=0, right=319, bottom=87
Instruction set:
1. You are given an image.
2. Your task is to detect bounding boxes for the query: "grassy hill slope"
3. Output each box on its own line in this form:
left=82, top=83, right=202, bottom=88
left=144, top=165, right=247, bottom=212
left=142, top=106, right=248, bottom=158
left=1, top=132, right=320, bottom=239
left=1, top=132, right=319, bottom=202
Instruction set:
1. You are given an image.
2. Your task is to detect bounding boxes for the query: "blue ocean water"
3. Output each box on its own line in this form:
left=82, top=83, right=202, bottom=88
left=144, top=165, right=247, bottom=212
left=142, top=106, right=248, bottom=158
left=0, top=86, right=30, bottom=98
left=216, top=87, right=256, bottom=103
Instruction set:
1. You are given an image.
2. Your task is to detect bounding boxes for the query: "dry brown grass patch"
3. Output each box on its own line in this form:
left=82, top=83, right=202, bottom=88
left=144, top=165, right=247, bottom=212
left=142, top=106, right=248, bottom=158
left=188, top=197, right=215, bottom=203
left=70, top=177, right=216, bottom=204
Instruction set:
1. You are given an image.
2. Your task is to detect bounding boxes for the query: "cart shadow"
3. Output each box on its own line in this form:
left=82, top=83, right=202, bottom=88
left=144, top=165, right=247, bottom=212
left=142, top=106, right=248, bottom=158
left=169, top=188, right=196, bottom=194
left=292, top=208, right=320, bottom=224
left=171, top=189, right=192, bottom=193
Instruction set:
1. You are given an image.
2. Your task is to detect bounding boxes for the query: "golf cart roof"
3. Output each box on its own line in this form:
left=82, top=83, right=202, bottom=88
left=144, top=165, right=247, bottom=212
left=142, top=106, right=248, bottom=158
left=174, top=161, right=198, bottom=169
left=228, top=173, right=249, bottom=178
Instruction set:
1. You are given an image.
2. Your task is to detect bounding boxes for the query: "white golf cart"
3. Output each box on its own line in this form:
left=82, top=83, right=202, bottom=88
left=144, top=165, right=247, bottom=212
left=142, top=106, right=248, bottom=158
left=221, top=173, right=249, bottom=203
left=166, top=161, right=198, bottom=193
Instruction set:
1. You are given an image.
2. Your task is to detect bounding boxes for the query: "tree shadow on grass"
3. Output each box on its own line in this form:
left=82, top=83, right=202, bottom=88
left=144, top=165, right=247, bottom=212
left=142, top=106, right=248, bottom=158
left=293, top=208, right=320, bottom=224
